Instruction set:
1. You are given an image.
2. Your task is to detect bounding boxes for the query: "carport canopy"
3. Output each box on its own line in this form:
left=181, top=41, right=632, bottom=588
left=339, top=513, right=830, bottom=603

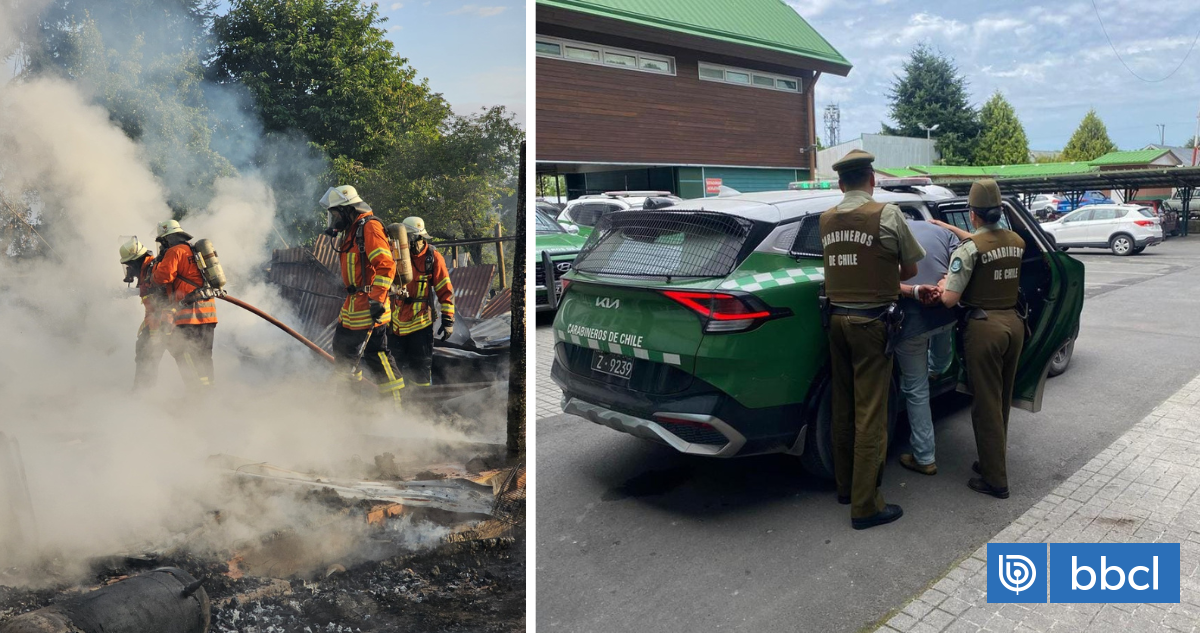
left=939, top=166, right=1200, bottom=235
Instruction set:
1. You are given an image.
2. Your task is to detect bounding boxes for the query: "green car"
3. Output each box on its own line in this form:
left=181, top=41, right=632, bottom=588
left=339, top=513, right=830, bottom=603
left=536, top=209, right=587, bottom=312
left=550, top=186, right=1084, bottom=477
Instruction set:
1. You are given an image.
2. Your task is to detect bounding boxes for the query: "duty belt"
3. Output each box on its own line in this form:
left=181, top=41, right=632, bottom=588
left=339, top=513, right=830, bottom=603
left=346, top=285, right=364, bottom=295
left=830, top=306, right=891, bottom=319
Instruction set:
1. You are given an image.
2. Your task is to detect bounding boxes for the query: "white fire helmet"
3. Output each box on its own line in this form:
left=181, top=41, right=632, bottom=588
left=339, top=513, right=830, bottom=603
left=319, top=185, right=364, bottom=209
left=156, top=219, right=192, bottom=240
left=119, top=236, right=149, bottom=263
left=402, top=216, right=430, bottom=239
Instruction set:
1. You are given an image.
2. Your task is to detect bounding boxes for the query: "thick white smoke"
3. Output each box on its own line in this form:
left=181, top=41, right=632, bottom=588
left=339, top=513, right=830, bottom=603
left=0, top=72, right=478, bottom=585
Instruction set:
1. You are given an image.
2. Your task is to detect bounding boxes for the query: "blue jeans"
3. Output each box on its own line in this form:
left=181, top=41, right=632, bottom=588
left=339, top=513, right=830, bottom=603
left=895, top=327, right=954, bottom=465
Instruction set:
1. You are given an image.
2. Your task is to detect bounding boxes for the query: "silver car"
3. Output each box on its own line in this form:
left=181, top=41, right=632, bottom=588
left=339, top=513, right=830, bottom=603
left=1040, top=204, right=1163, bottom=256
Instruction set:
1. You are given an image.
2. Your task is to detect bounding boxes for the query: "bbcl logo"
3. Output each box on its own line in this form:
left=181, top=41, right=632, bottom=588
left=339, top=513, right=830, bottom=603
left=988, top=543, right=1180, bottom=604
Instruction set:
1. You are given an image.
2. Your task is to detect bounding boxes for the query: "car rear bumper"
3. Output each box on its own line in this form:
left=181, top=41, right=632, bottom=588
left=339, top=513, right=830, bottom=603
left=550, top=349, right=805, bottom=457
left=1136, top=234, right=1163, bottom=248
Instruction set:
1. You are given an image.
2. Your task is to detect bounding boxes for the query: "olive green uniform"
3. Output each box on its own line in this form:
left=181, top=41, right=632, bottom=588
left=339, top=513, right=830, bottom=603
left=822, top=190, right=925, bottom=519
left=945, top=225, right=1026, bottom=490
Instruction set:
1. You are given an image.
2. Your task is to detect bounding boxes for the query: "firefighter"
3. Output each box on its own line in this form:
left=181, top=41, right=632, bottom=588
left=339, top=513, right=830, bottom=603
left=152, top=220, right=218, bottom=388
left=938, top=179, right=1025, bottom=499
left=322, top=186, right=406, bottom=404
left=388, top=216, right=454, bottom=388
left=820, top=149, right=925, bottom=530
left=120, top=237, right=168, bottom=390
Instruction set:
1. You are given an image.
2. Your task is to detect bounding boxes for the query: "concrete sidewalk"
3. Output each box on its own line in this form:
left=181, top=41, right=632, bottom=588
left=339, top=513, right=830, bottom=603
left=877, top=375, right=1200, bottom=633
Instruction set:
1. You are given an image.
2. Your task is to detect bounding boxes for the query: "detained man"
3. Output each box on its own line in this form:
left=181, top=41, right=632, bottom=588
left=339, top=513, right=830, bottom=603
left=895, top=218, right=959, bottom=475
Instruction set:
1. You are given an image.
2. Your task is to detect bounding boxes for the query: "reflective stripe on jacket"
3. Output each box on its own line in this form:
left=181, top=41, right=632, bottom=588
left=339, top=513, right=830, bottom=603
left=152, top=243, right=217, bottom=326
left=391, top=245, right=454, bottom=336
left=338, top=212, right=396, bottom=330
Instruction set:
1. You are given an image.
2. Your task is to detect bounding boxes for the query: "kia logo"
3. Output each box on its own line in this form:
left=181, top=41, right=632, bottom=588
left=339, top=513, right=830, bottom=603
left=596, top=297, right=620, bottom=309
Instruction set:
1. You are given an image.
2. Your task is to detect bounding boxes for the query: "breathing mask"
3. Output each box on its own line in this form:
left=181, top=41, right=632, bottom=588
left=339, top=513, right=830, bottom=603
left=123, top=261, right=139, bottom=284
left=323, top=206, right=351, bottom=237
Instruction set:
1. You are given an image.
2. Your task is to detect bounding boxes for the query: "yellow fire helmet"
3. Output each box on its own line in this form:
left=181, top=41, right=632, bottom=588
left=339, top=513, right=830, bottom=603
left=319, top=185, right=364, bottom=209
left=119, top=236, right=149, bottom=263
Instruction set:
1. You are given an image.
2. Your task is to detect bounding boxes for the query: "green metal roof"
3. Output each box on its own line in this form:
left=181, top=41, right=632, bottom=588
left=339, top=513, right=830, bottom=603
left=1089, top=149, right=1172, bottom=166
left=536, top=0, right=851, bottom=72
left=876, top=168, right=923, bottom=178
left=907, top=162, right=1096, bottom=179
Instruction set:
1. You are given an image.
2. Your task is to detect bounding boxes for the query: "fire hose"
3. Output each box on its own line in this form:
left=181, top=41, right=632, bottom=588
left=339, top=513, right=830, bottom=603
left=217, top=295, right=334, bottom=363
left=215, top=295, right=378, bottom=386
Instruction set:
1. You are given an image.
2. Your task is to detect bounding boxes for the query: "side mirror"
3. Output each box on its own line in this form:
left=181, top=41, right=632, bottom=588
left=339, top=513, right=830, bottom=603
left=565, top=224, right=580, bottom=235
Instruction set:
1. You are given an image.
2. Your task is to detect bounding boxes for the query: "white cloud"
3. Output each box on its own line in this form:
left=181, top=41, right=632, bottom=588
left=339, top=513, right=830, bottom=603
left=390, top=2, right=404, bottom=9
left=784, top=0, right=839, bottom=18
left=449, top=4, right=507, bottom=17
left=389, top=25, right=404, bottom=32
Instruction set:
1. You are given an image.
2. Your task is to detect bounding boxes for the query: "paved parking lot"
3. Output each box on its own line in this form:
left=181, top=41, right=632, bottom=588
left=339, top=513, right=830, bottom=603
left=535, top=237, right=1200, bottom=632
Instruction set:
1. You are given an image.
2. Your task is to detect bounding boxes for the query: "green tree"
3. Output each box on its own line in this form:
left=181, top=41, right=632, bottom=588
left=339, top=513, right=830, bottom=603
left=973, top=91, right=1029, bottom=165
left=358, top=107, right=524, bottom=263
left=21, top=0, right=217, bottom=76
left=1061, top=109, right=1117, bottom=162
left=211, top=0, right=449, bottom=167
left=884, top=44, right=980, bottom=166
left=1185, top=136, right=1199, bottom=149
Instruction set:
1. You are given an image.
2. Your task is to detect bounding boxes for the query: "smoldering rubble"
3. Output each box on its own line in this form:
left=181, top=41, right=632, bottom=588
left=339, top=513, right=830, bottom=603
left=0, top=13, right=523, bottom=633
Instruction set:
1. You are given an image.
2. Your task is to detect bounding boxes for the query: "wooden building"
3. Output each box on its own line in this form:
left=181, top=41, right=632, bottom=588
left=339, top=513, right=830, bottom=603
left=535, top=0, right=851, bottom=200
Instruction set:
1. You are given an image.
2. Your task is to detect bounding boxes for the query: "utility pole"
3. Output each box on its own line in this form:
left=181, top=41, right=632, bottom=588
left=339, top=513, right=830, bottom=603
left=1193, top=102, right=1199, bottom=166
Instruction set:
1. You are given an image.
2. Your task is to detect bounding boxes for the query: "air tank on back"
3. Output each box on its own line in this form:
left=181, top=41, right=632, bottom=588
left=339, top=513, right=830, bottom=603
left=386, top=223, right=414, bottom=285
left=192, top=238, right=226, bottom=289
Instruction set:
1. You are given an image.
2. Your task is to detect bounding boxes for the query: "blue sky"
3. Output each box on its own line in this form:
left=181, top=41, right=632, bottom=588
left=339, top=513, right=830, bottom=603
left=791, top=0, right=1200, bottom=152
left=213, top=1, right=526, bottom=126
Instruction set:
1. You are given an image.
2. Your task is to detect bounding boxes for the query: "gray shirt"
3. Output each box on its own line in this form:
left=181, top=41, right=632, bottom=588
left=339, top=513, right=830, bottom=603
left=906, top=219, right=960, bottom=286
left=899, top=219, right=960, bottom=340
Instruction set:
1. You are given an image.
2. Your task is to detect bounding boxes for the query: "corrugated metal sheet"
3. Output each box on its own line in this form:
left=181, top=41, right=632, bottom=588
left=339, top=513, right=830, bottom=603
left=267, top=236, right=344, bottom=349
left=449, top=265, right=496, bottom=320
left=478, top=288, right=512, bottom=319
left=536, top=0, right=851, bottom=70
left=701, top=167, right=799, bottom=194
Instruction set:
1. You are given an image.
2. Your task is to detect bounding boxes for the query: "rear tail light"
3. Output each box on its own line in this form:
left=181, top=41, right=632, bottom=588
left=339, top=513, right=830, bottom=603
left=661, top=290, right=785, bottom=333
left=560, top=278, right=572, bottom=293
left=1134, top=220, right=1154, bottom=227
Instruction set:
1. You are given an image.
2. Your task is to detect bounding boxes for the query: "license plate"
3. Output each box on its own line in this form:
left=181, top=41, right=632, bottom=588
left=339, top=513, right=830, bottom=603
left=591, top=352, right=633, bottom=379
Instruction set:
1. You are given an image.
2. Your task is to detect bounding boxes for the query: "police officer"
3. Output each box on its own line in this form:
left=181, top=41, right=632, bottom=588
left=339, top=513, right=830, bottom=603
left=937, top=179, right=1025, bottom=499
left=821, top=149, right=926, bottom=530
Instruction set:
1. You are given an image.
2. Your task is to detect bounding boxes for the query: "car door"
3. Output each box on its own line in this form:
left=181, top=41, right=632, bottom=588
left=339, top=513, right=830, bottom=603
left=1053, top=208, right=1094, bottom=245
left=1085, top=207, right=1121, bottom=244
left=929, top=196, right=1085, bottom=412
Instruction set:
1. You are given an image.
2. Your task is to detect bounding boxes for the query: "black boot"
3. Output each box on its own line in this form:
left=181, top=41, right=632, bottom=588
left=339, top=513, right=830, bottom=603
left=851, top=504, right=903, bottom=530
left=968, top=477, right=1009, bottom=499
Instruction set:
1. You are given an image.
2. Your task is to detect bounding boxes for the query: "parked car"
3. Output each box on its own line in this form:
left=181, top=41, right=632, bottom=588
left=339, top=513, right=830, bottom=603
left=557, top=191, right=682, bottom=238
left=1056, top=190, right=1112, bottom=214
left=1030, top=194, right=1063, bottom=219
left=1160, top=190, right=1197, bottom=221
left=550, top=188, right=1084, bottom=477
left=535, top=209, right=587, bottom=312
left=1040, top=204, right=1163, bottom=256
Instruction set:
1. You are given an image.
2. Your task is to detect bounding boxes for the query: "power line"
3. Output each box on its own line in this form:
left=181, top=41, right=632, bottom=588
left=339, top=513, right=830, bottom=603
left=1090, top=0, right=1200, bottom=83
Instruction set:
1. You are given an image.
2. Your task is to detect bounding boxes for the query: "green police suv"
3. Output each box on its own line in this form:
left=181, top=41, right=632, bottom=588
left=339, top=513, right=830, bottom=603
left=550, top=182, right=1085, bottom=477
left=536, top=208, right=588, bottom=312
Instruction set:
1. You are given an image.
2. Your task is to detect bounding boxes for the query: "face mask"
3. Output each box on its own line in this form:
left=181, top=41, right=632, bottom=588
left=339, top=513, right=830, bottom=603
left=324, top=207, right=350, bottom=237
left=123, top=261, right=139, bottom=284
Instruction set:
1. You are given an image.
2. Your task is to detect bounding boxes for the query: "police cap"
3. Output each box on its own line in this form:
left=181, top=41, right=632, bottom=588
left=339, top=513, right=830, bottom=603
left=968, top=179, right=1002, bottom=209
left=831, top=149, right=875, bottom=173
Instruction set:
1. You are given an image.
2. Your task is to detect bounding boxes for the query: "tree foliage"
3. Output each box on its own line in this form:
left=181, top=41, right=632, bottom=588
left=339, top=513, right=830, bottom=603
left=1061, top=109, right=1117, bottom=162
left=884, top=44, right=980, bottom=166
left=1185, top=136, right=1199, bottom=149
left=211, top=0, right=449, bottom=167
left=357, top=107, right=523, bottom=259
left=973, top=91, right=1029, bottom=165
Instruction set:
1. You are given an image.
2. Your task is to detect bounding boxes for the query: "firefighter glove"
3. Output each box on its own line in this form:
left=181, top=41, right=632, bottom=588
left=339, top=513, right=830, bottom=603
left=440, top=317, right=454, bottom=340
left=369, top=299, right=386, bottom=323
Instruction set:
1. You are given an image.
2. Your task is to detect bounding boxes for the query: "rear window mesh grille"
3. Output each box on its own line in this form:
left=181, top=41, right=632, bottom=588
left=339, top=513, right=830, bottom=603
left=572, top=210, right=753, bottom=279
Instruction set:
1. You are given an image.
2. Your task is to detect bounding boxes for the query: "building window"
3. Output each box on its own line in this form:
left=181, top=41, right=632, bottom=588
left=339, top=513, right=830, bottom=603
left=536, top=36, right=676, bottom=75
left=697, top=62, right=802, bottom=93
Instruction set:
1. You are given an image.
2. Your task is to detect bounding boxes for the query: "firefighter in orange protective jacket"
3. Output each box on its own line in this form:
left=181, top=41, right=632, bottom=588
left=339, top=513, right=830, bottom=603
left=120, top=236, right=169, bottom=390
left=152, top=220, right=218, bottom=388
left=322, top=186, right=406, bottom=404
left=388, top=216, right=454, bottom=388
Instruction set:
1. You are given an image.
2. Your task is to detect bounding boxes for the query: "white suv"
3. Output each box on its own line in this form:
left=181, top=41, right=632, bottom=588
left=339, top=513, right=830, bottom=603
left=1040, top=204, right=1163, bottom=256
left=557, top=191, right=681, bottom=236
